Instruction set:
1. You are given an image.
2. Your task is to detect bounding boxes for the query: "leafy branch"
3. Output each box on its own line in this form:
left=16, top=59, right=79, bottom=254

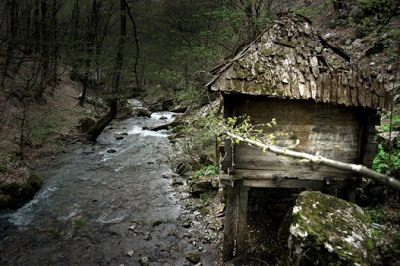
left=206, top=112, right=400, bottom=192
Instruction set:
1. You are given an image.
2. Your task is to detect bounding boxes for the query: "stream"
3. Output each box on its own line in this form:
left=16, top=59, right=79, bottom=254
left=0, top=100, right=220, bottom=265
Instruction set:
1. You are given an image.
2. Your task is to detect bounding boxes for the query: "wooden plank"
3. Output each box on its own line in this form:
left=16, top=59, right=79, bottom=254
left=234, top=124, right=360, bottom=147
left=290, top=81, right=301, bottom=100
left=289, top=71, right=300, bottom=98
left=310, top=56, right=319, bottom=78
left=385, top=91, right=391, bottom=109
left=348, top=188, right=356, bottom=203
left=241, top=177, right=351, bottom=189
left=236, top=138, right=360, bottom=154
left=373, top=79, right=382, bottom=96
left=234, top=98, right=360, bottom=125
left=236, top=144, right=359, bottom=157
left=331, top=74, right=338, bottom=103
left=243, top=178, right=325, bottom=188
left=238, top=124, right=359, bottom=135
left=222, top=185, right=239, bottom=261
left=316, top=75, right=324, bottom=102
left=235, top=148, right=358, bottom=165
left=322, top=73, right=331, bottom=103
left=221, top=138, right=233, bottom=172
left=343, top=78, right=352, bottom=106
left=350, top=83, right=358, bottom=107
left=246, top=114, right=358, bottom=126
left=365, top=82, right=373, bottom=108
left=234, top=153, right=358, bottom=171
left=235, top=169, right=353, bottom=179
left=348, top=70, right=356, bottom=88
left=236, top=185, right=248, bottom=257
left=237, top=96, right=358, bottom=112
left=310, top=77, right=317, bottom=99
left=357, top=78, right=366, bottom=107
left=230, top=96, right=363, bottom=177
left=284, top=81, right=295, bottom=99
left=337, top=75, right=344, bottom=105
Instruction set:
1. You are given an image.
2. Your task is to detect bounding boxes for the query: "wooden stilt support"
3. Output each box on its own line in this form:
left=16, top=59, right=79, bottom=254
left=347, top=179, right=356, bottom=203
left=347, top=188, right=356, bottom=203
left=222, top=184, right=238, bottom=261
left=236, top=184, right=248, bottom=256
left=329, top=188, right=338, bottom=197
left=222, top=179, right=248, bottom=261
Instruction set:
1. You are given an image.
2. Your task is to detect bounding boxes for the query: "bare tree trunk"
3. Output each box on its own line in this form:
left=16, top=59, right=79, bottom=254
left=1, top=0, right=18, bottom=88
left=80, top=0, right=100, bottom=106
left=70, top=0, right=81, bottom=77
left=225, top=131, right=400, bottom=192
left=123, top=0, right=140, bottom=93
left=50, top=0, right=59, bottom=92
left=87, top=0, right=126, bottom=142
left=35, top=0, right=50, bottom=100
left=18, top=97, right=30, bottom=160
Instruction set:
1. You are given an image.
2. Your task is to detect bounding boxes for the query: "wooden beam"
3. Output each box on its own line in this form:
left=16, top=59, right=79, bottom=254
left=222, top=179, right=248, bottom=261
left=242, top=178, right=325, bottom=188
left=236, top=184, right=248, bottom=257
left=222, top=185, right=239, bottom=261
left=219, top=174, right=352, bottom=189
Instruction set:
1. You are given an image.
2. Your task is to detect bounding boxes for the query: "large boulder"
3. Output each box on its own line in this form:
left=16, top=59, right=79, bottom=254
left=132, top=107, right=151, bottom=117
left=0, top=167, right=42, bottom=210
left=279, top=191, right=373, bottom=266
left=189, top=175, right=219, bottom=196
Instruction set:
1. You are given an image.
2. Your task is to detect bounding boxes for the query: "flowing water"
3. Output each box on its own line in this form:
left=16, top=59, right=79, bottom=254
left=0, top=100, right=220, bottom=265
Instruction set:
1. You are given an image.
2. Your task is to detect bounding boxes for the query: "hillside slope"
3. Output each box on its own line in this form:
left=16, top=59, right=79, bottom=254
left=0, top=69, right=96, bottom=209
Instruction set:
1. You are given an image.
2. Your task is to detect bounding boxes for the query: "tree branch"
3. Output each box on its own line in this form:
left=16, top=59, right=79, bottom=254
left=225, top=131, right=400, bottom=192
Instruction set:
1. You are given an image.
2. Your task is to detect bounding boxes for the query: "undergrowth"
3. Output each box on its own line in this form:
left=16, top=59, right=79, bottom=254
left=373, top=108, right=400, bottom=176
left=194, top=165, right=219, bottom=179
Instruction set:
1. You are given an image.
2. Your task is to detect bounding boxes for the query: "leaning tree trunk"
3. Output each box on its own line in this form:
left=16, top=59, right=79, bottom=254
left=87, top=99, right=118, bottom=142
left=87, top=0, right=126, bottom=142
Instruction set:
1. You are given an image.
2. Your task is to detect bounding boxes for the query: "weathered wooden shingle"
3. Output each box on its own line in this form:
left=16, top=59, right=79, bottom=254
left=206, top=14, right=390, bottom=109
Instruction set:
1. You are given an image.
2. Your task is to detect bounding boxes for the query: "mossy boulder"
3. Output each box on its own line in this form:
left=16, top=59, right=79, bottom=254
left=189, top=175, right=218, bottom=197
left=278, top=191, right=373, bottom=266
left=0, top=169, right=42, bottom=210
left=185, top=252, right=200, bottom=264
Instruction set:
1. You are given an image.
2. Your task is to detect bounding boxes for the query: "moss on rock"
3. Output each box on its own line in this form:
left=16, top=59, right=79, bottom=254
left=0, top=169, right=42, bottom=210
left=279, top=191, right=373, bottom=266
left=186, top=252, right=200, bottom=264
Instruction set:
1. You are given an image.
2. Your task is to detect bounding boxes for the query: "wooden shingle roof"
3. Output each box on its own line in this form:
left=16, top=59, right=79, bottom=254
left=206, top=14, right=390, bottom=109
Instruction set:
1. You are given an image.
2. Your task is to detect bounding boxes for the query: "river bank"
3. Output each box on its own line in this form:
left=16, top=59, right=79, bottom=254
left=0, top=102, right=222, bottom=265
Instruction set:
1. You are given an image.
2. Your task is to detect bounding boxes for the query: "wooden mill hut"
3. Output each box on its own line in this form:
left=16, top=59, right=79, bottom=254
left=206, top=14, right=390, bottom=261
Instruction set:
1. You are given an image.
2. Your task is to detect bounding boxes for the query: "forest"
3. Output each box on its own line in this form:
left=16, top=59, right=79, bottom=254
left=1, top=0, right=400, bottom=265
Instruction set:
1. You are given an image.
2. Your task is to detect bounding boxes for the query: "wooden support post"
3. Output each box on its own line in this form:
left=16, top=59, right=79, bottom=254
left=222, top=180, right=248, bottom=261
left=348, top=189, right=356, bottom=203
left=214, top=134, right=220, bottom=168
left=236, top=183, right=248, bottom=256
left=329, top=188, right=338, bottom=197
left=222, top=184, right=239, bottom=261
left=347, top=179, right=356, bottom=203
